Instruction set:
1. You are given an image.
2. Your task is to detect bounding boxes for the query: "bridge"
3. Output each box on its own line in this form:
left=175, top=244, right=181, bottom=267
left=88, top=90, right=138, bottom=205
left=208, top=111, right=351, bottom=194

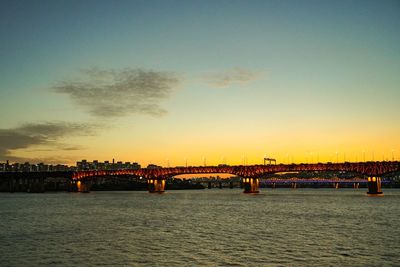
left=0, top=161, right=400, bottom=195
left=71, top=161, right=400, bottom=195
left=2, top=161, right=397, bottom=195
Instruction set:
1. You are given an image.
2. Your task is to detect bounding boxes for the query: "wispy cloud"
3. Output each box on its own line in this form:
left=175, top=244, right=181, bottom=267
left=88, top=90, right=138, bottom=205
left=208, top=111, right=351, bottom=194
left=204, top=68, right=261, bottom=88
left=0, top=122, right=97, bottom=162
left=53, top=68, right=181, bottom=117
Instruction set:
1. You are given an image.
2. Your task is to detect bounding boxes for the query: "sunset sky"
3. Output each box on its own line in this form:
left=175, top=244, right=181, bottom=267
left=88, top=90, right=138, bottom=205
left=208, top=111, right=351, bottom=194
left=0, top=0, right=399, bottom=166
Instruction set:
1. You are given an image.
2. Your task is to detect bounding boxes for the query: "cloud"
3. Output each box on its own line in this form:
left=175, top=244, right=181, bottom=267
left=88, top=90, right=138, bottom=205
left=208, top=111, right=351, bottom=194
left=53, top=68, right=181, bottom=117
left=0, top=122, right=97, bottom=162
left=204, top=68, right=260, bottom=88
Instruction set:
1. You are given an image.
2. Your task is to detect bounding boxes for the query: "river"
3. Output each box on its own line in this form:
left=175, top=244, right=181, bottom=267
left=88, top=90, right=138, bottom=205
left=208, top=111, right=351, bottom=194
left=1, top=189, right=399, bottom=266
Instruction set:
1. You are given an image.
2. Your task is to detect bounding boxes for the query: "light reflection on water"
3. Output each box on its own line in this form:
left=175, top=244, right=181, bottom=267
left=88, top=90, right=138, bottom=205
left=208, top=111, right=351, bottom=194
left=1, top=189, right=400, bottom=266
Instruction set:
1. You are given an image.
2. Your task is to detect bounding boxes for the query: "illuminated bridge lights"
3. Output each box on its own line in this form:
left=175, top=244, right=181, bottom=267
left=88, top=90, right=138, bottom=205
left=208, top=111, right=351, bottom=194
left=69, top=161, right=399, bottom=194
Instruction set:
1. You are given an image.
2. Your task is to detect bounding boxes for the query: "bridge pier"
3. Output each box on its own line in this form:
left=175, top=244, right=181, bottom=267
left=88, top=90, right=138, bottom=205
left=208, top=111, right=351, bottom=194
left=148, top=178, right=165, bottom=193
left=367, top=177, right=383, bottom=196
left=68, top=180, right=91, bottom=192
left=77, top=180, right=91, bottom=193
left=8, top=177, right=16, bottom=192
left=7, top=177, right=45, bottom=193
left=242, top=178, right=259, bottom=193
left=291, top=182, right=297, bottom=189
left=28, top=177, right=45, bottom=193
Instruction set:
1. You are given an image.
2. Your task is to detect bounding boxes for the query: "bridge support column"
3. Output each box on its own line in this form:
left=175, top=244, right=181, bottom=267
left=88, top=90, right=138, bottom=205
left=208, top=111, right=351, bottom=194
left=28, top=177, right=45, bottom=193
left=367, top=177, right=383, bottom=196
left=68, top=180, right=91, bottom=192
left=243, top=178, right=259, bottom=193
left=67, top=180, right=76, bottom=192
left=8, top=178, right=16, bottom=192
left=148, top=178, right=165, bottom=193
left=77, top=180, right=91, bottom=193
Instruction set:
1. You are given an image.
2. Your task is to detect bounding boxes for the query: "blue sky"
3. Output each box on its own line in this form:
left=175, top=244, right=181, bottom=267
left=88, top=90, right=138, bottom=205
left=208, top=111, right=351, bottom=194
left=0, top=0, right=399, bottom=165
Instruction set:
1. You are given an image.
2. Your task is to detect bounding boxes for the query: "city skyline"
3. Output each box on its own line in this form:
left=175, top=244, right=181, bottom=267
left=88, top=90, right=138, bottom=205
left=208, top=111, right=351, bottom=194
left=1, top=0, right=399, bottom=166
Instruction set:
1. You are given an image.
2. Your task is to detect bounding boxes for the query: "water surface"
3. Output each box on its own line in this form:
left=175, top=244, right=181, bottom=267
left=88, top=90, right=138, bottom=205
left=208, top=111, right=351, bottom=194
left=1, top=189, right=399, bottom=266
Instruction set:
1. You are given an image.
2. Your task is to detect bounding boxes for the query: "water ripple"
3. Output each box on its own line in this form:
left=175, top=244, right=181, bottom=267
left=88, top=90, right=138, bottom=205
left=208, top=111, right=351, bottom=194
left=1, top=189, right=400, bottom=266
